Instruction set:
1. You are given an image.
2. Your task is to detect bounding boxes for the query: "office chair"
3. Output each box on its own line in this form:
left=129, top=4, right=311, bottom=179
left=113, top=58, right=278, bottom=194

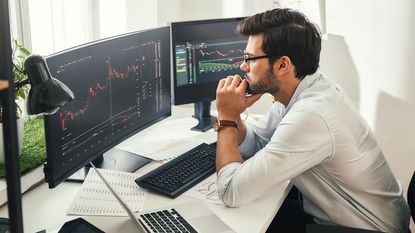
left=408, top=171, right=415, bottom=222
left=306, top=170, right=415, bottom=233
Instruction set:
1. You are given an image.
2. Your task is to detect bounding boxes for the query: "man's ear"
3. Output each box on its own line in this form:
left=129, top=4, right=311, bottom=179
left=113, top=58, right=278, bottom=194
left=273, top=56, right=291, bottom=76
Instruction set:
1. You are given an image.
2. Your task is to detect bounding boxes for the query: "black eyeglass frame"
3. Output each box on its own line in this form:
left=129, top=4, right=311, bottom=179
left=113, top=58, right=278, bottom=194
left=243, top=52, right=280, bottom=63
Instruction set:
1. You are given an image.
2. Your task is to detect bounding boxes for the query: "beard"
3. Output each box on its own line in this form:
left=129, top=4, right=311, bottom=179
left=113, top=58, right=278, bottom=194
left=246, top=66, right=279, bottom=95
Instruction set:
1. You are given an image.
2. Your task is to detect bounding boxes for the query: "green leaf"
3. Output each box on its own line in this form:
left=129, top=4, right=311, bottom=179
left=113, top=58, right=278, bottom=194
left=16, top=105, right=22, bottom=115
left=16, top=91, right=24, bottom=99
left=7, top=38, right=31, bottom=116
left=19, top=47, right=31, bottom=56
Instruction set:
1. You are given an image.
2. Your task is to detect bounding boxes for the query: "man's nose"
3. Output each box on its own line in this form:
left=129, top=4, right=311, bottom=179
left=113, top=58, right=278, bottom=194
left=240, top=60, right=249, bottom=72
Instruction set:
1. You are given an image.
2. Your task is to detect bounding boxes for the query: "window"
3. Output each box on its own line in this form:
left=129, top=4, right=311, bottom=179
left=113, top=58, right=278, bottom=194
left=19, top=0, right=158, bottom=55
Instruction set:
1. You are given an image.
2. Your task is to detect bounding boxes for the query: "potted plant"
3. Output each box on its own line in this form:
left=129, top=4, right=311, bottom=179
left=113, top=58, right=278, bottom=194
left=0, top=39, right=31, bottom=164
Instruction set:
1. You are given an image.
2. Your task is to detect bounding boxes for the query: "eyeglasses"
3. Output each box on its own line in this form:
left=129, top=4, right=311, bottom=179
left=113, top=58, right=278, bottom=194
left=243, top=52, right=279, bottom=64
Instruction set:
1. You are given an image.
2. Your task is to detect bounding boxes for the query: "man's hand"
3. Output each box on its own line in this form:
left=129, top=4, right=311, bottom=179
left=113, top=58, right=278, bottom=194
left=216, top=75, right=261, bottom=121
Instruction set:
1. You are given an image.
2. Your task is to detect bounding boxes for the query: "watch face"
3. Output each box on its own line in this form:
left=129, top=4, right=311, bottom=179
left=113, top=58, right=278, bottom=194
left=213, top=119, right=221, bottom=131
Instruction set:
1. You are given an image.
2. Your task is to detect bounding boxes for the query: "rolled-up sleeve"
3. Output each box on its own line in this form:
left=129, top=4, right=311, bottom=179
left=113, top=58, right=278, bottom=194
left=217, top=162, right=242, bottom=206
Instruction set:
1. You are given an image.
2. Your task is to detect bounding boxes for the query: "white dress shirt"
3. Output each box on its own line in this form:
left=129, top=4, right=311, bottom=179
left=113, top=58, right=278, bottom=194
left=217, top=72, right=410, bottom=233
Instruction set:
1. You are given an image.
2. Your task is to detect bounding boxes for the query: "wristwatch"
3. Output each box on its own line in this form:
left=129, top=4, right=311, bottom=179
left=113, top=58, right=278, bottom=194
left=213, top=119, right=238, bottom=132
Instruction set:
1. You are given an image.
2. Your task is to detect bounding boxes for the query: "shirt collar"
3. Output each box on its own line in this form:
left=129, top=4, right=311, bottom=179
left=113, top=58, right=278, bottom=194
left=284, top=71, right=322, bottom=111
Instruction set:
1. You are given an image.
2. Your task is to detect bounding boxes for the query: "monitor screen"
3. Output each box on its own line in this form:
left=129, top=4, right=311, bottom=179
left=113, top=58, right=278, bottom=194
left=44, top=27, right=171, bottom=188
left=171, top=18, right=247, bottom=131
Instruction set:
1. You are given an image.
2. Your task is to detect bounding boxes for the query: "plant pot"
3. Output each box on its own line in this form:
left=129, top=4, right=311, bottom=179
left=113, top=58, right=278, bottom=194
left=0, top=118, right=24, bottom=164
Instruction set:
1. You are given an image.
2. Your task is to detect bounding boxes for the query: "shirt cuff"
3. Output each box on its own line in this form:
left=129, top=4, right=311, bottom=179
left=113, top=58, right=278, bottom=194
left=217, top=162, right=242, bottom=202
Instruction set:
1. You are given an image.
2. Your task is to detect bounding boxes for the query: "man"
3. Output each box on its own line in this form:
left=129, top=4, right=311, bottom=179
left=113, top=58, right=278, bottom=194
left=214, top=8, right=410, bottom=233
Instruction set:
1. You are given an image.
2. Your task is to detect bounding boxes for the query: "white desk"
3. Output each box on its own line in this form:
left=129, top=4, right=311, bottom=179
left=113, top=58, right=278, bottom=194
left=0, top=105, right=291, bottom=233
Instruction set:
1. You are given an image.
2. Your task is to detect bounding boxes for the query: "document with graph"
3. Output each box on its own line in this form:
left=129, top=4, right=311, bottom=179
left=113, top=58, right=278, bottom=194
left=67, top=168, right=148, bottom=216
left=183, top=174, right=223, bottom=205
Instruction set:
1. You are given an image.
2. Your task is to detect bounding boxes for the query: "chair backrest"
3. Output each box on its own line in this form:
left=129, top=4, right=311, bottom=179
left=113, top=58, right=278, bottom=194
left=408, top=171, right=415, bottom=222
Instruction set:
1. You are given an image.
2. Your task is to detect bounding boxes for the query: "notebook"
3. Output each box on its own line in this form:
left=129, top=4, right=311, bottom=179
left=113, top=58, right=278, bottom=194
left=90, top=163, right=235, bottom=233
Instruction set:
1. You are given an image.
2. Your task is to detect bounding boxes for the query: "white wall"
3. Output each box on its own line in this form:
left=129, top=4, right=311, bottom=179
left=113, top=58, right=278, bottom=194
left=180, top=0, right=223, bottom=21
left=325, top=0, right=415, bottom=197
left=157, top=0, right=181, bottom=26
left=323, top=1, right=415, bottom=229
left=98, top=0, right=158, bottom=38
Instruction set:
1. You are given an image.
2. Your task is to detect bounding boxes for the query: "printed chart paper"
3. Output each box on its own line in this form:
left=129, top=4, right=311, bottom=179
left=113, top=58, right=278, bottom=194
left=183, top=174, right=223, bottom=205
left=67, top=169, right=147, bottom=216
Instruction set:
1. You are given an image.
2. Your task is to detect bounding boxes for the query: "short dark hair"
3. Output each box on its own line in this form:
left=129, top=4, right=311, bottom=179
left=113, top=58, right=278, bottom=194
left=237, top=8, right=321, bottom=79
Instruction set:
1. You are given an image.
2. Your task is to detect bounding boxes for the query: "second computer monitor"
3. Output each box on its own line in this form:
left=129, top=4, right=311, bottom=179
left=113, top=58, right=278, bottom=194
left=171, top=18, right=247, bottom=131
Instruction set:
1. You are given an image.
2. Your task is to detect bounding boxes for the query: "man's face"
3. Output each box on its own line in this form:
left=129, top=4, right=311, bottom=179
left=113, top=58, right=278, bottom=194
left=240, top=33, right=280, bottom=95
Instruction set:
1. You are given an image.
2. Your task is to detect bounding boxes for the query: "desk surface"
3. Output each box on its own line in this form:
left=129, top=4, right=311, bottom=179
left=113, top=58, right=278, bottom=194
left=0, top=105, right=291, bottom=233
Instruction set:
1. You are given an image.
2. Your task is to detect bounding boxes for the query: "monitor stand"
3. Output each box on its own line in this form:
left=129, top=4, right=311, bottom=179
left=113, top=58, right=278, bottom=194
left=191, top=101, right=216, bottom=132
left=66, top=147, right=150, bottom=182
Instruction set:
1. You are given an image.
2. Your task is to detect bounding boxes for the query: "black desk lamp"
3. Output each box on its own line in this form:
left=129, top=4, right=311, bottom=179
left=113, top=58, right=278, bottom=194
left=18, top=54, right=74, bottom=115
left=0, top=1, right=74, bottom=232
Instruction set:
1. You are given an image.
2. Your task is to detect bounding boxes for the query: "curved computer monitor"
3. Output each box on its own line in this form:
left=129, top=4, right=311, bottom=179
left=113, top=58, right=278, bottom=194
left=44, top=26, right=171, bottom=188
left=171, top=17, right=247, bottom=131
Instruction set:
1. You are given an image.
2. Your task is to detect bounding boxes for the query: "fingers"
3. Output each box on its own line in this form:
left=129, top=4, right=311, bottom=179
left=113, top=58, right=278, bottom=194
left=224, top=75, right=243, bottom=87
left=235, top=79, right=248, bottom=95
left=224, top=76, right=234, bottom=87
left=238, top=78, right=248, bottom=89
left=217, top=75, right=245, bottom=94
left=217, top=78, right=225, bottom=91
left=231, top=75, right=242, bottom=86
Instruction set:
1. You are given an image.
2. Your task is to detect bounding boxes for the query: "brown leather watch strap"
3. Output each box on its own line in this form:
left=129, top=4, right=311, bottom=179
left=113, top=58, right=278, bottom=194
left=213, top=119, right=238, bottom=131
left=219, top=120, right=238, bottom=128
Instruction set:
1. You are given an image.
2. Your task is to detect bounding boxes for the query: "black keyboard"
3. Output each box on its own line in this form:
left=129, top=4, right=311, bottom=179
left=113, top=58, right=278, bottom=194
left=135, top=143, right=216, bottom=198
